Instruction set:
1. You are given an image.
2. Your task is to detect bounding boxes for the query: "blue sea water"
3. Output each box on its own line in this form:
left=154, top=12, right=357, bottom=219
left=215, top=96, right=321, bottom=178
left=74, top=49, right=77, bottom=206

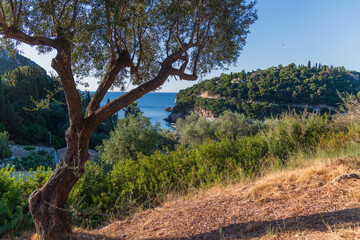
left=90, top=92, right=177, bottom=129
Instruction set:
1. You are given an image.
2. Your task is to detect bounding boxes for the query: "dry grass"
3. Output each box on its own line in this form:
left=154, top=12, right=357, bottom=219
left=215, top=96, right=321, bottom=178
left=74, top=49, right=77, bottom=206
left=71, top=157, right=360, bottom=240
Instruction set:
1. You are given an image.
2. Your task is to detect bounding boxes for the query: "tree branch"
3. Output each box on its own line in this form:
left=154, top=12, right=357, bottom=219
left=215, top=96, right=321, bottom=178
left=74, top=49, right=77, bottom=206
left=85, top=50, right=132, bottom=116
left=91, top=65, right=170, bottom=126
left=59, top=0, right=71, bottom=20
left=0, top=10, right=7, bottom=30
left=15, top=0, right=22, bottom=28
left=49, top=0, right=58, bottom=25
left=66, top=0, right=78, bottom=32
left=51, top=50, right=83, bottom=125
left=165, top=24, right=174, bottom=57
left=189, top=1, right=199, bottom=45
left=1, top=27, right=57, bottom=48
left=170, top=67, right=197, bottom=81
left=105, top=1, right=115, bottom=60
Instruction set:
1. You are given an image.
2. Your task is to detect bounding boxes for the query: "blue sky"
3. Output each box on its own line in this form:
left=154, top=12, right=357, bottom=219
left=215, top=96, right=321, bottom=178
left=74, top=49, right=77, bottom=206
left=20, top=0, right=360, bottom=92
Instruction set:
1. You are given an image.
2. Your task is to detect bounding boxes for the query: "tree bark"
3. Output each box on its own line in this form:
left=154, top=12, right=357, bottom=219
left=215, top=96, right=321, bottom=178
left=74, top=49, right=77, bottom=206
left=29, top=125, right=91, bottom=240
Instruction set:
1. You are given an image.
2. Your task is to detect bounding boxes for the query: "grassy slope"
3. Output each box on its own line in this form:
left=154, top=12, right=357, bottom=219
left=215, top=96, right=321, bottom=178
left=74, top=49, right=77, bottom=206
left=65, top=156, right=360, bottom=240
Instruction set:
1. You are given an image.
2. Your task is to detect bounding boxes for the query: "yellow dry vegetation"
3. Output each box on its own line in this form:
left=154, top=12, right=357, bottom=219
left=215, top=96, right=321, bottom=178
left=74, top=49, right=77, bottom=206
left=61, top=157, right=360, bottom=239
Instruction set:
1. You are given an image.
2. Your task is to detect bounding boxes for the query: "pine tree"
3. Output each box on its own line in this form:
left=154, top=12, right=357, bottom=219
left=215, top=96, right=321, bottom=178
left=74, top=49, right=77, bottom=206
left=307, top=60, right=311, bottom=68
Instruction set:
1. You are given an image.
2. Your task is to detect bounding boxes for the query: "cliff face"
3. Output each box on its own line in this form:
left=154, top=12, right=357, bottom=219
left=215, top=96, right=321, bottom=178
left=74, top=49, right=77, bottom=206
left=165, top=107, right=193, bottom=122
left=165, top=106, right=216, bottom=123
left=198, top=91, right=221, bottom=99
left=194, top=108, right=216, bottom=119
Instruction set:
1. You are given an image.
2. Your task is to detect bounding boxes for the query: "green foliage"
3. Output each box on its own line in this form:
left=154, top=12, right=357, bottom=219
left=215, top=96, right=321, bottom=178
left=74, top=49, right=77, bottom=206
left=0, top=132, right=11, bottom=160
left=69, top=135, right=268, bottom=225
left=175, top=112, right=214, bottom=145
left=98, top=114, right=171, bottom=165
left=68, top=161, right=110, bottom=227
left=0, top=61, right=116, bottom=148
left=0, top=65, right=67, bottom=146
left=175, top=111, right=264, bottom=145
left=9, top=151, right=53, bottom=171
left=123, top=101, right=142, bottom=118
left=0, top=165, right=25, bottom=236
left=7, top=103, right=360, bottom=233
left=172, top=63, right=359, bottom=120
left=23, top=146, right=35, bottom=151
left=262, top=111, right=331, bottom=160
left=0, top=165, right=52, bottom=237
left=68, top=108, right=360, bottom=228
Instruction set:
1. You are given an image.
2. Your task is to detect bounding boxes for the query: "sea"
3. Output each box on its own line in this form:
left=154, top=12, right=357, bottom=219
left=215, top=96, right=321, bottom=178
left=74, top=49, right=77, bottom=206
left=90, top=92, right=177, bottom=130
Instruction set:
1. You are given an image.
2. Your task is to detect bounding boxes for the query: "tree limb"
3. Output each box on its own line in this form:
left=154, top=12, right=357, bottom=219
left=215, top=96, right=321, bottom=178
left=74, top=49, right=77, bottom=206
left=51, top=50, right=83, bottom=125
left=85, top=50, right=132, bottom=116
left=66, top=0, right=78, bottom=32
left=0, top=10, right=7, bottom=30
left=15, top=0, right=22, bottom=28
left=170, top=67, right=197, bottom=81
left=91, top=64, right=170, bottom=126
left=1, top=27, right=58, bottom=48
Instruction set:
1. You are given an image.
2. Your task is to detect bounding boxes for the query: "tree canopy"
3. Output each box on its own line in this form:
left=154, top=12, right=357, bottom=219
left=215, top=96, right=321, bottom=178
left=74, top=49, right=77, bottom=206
left=0, top=1, right=257, bottom=239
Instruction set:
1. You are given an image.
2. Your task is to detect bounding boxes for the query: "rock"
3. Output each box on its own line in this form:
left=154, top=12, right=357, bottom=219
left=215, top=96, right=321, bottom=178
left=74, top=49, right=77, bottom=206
left=331, top=173, right=360, bottom=183
left=164, top=111, right=185, bottom=122
left=164, top=107, right=193, bottom=123
left=165, top=106, right=173, bottom=112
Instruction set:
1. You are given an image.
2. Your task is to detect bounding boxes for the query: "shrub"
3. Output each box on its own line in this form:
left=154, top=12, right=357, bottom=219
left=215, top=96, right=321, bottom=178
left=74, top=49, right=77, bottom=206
left=19, top=151, right=53, bottom=171
left=0, top=132, right=11, bottom=161
left=0, top=166, right=51, bottom=237
left=98, top=114, right=172, bottom=165
left=23, top=146, right=36, bottom=151
left=68, top=162, right=110, bottom=227
left=261, top=111, right=329, bottom=159
left=175, top=111, right=264, bottom=145
left=72, top=135, right=268, bottom=223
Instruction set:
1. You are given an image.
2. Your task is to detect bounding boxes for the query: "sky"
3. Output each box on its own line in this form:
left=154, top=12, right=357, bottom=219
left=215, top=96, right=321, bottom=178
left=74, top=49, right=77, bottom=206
left=18, top=0, right=360, bottom=92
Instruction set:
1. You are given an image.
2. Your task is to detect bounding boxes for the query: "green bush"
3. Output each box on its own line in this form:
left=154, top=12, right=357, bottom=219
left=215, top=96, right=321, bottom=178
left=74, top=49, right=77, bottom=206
left=175, top=111, right=264, bottom=145
left=23, top=146, right=35, bottom=151
left=0, top=132, right=11, bottom=161
left=262, top=111, right=330, bottom=159
left=71, top=134, right=268, bottom=224
left=68, top=162, right=110, bottom=227
left=18, top=151, right=53, bottom=171
left=0, top=165, right=51, bottom=237
left=98, top=114, right=174, bottom=165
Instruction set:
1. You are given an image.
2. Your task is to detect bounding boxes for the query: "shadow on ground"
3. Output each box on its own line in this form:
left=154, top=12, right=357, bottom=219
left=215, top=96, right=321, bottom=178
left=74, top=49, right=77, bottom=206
left=72, top=232, right=120, bottom=240
left=143, top=208, right=360, bottom=240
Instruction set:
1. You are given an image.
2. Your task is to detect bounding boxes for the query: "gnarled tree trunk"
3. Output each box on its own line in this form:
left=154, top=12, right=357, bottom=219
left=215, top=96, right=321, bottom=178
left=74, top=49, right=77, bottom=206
left=29, top=125, right=91, bottom=240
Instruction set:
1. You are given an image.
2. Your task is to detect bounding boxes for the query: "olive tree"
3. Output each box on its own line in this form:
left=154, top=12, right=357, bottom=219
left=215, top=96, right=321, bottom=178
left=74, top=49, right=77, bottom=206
left=0, top=0, right=257, bottom=239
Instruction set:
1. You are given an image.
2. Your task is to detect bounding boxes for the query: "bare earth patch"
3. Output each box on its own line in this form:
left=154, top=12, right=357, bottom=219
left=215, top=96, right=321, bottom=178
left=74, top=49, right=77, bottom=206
left=72, top=158, right=360, bottom=239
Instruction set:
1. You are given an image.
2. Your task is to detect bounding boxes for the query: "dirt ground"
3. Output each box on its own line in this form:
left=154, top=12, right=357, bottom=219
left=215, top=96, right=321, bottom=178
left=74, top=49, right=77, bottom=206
left=63, top=158, right=360, bottom=240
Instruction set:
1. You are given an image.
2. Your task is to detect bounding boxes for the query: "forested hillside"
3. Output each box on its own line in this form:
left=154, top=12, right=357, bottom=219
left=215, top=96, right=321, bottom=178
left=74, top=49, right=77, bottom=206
left=168, top=63, right=360, bottom=121
left=0, top=48, right=45, bottom=75
left=0, top=51, right=116, bottom=148
left=0, top=63, right=68, bottom=147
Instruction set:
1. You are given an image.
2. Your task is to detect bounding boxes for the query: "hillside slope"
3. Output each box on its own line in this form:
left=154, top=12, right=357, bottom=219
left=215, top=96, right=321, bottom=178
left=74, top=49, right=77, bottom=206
left=73, top=158, right=360, bottom=240
left=167, top=63, right=360, bottom=122
left=0, top=48, right=46, bottom=75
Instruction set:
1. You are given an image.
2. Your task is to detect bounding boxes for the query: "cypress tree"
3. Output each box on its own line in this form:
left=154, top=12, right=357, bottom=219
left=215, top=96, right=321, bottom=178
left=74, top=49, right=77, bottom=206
left=0, top=77, right=5, bottom=124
